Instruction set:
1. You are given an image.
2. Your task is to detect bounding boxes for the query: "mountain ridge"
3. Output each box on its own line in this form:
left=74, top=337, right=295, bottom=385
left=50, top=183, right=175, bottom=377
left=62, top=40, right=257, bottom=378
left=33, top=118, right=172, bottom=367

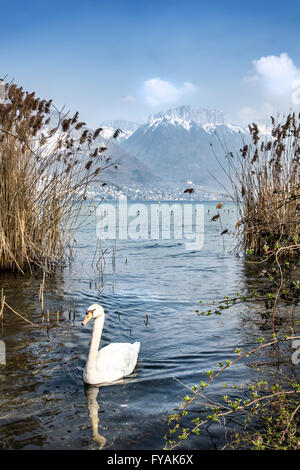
left=120, top=105, right=250, bottom=190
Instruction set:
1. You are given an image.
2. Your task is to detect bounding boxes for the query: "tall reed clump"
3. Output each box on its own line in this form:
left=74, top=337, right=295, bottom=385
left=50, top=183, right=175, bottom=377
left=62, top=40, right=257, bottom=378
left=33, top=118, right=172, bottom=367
left=225, top=114, right=300, bottom=256
left=0, top=82, right=115, bottom=272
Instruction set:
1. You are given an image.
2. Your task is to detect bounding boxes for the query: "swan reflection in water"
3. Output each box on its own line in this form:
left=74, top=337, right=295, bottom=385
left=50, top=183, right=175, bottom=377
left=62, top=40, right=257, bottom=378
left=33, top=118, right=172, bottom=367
left=84, top=384, right=107, bottom=450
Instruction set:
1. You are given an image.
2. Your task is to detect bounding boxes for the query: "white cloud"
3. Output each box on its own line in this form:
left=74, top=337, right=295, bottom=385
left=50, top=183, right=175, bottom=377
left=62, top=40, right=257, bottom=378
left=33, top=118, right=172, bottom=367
left=144, top=78, right=196, bottom=106
left=237, top=53, right=300, bottom=125
left=237, top=102, right=275, bottom=125
left=291, top=79, right=300, bottom=105
left=121, top=95, right=136, bottom=103
left=252, top=52, right=300, bottom=100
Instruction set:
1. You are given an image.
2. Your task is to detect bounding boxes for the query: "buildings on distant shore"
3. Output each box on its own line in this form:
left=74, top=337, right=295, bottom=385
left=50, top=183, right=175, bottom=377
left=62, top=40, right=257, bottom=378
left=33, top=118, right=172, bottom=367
left=85, top=183, right=227, bottom=201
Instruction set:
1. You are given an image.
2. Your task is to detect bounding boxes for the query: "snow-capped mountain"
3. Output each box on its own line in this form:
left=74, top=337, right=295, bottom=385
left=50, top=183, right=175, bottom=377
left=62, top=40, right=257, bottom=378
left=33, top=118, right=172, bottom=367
left=255, top=119, right=274, bottom=138
left=100, top=120, right=140, bottom=142
left=147, top=106, right=226, bottom=129
left=122, top=105, right=250, bottom=189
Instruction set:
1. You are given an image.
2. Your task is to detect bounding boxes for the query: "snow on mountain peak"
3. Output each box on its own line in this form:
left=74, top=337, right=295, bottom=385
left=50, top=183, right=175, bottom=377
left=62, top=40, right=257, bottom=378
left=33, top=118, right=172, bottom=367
left=148, top=105, right=225, bottom=128
left=144, top=105, right=251, bottom=136
left=100, top=120, right=140, bottom=142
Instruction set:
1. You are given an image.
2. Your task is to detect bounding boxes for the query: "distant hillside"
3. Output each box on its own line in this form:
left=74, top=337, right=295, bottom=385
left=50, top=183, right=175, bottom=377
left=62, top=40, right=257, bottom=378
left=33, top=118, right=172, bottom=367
left=88, top=131, right=161, bottom=187
left=47, top=111, right=161, bottom=188
left=95, top=137, right=161, bottom=187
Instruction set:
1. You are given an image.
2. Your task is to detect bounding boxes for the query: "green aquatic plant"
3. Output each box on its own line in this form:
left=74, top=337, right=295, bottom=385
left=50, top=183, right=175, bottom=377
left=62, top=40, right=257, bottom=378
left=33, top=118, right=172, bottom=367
left=164, top=335, right=300, bottom=450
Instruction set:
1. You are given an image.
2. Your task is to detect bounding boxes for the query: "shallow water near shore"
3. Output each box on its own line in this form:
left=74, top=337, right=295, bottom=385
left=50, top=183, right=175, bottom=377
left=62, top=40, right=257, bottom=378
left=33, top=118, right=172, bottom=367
left=0, top=200, right=298, bottom=450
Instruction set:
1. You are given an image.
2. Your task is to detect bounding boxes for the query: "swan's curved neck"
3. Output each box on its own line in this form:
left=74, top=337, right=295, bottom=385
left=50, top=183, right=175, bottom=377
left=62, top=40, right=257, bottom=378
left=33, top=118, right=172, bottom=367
left=87, top=315, right=105, bottom=371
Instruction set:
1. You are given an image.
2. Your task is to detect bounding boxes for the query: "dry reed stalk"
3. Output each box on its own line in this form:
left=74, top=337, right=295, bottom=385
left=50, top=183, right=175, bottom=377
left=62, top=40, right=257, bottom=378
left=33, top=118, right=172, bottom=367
left=221, top=114, right=300, bottom=256
left=0, top=288, right=5, bottom=327
left=0, top=81, right=117, bottom=273
left=4, top=300, right=39, bottom=327
left=39, top=272, right=45, bottom=312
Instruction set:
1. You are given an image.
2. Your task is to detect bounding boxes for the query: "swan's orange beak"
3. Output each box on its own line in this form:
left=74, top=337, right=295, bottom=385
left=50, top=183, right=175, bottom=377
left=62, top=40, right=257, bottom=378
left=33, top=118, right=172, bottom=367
left=81, top=311, right=93, bottom=326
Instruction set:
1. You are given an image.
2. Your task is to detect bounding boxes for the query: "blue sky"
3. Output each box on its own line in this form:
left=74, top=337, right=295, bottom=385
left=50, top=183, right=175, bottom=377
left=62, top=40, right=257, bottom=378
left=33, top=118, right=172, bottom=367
left=1, top=0, right=300, bottom=127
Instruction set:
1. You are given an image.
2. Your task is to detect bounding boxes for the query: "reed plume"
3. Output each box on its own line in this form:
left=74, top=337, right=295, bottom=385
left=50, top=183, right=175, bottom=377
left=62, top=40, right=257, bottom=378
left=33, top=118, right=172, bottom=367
left=0, top=81, right=114, bottom=272
left=226, top=113, right=300, bottom=256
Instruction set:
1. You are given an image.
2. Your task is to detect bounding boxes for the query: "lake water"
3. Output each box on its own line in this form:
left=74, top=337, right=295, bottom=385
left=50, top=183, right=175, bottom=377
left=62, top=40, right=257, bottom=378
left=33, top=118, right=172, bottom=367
left=0, top=200, right=298, bottom=450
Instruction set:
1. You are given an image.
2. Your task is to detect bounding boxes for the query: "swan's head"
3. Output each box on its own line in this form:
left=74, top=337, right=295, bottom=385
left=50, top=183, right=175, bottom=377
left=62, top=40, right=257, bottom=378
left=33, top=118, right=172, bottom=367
left=82, top=304, right=105, bottom=325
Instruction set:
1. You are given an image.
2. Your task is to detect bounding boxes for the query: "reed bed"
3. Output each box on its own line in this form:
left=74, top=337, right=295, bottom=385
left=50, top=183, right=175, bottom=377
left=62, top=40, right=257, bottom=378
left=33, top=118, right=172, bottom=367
left=224, top=114, right=300, bottom=256
left=0, top=82, right=115, bottom=272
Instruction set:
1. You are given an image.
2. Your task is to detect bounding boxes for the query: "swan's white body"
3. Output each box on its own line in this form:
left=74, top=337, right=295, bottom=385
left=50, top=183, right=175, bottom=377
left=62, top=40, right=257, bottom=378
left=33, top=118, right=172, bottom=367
left=82, top=304, right=140, bottom=385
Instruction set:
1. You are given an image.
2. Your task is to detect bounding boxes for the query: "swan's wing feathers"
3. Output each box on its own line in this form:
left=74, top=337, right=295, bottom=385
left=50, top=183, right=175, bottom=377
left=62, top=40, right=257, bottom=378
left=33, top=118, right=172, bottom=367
left=97, top=342, right=140, bottom=380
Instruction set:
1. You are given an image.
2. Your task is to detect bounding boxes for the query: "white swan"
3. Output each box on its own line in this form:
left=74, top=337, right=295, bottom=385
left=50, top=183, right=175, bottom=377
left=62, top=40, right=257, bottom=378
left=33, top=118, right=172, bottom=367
left=82, top=304, right=140, bottom=385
